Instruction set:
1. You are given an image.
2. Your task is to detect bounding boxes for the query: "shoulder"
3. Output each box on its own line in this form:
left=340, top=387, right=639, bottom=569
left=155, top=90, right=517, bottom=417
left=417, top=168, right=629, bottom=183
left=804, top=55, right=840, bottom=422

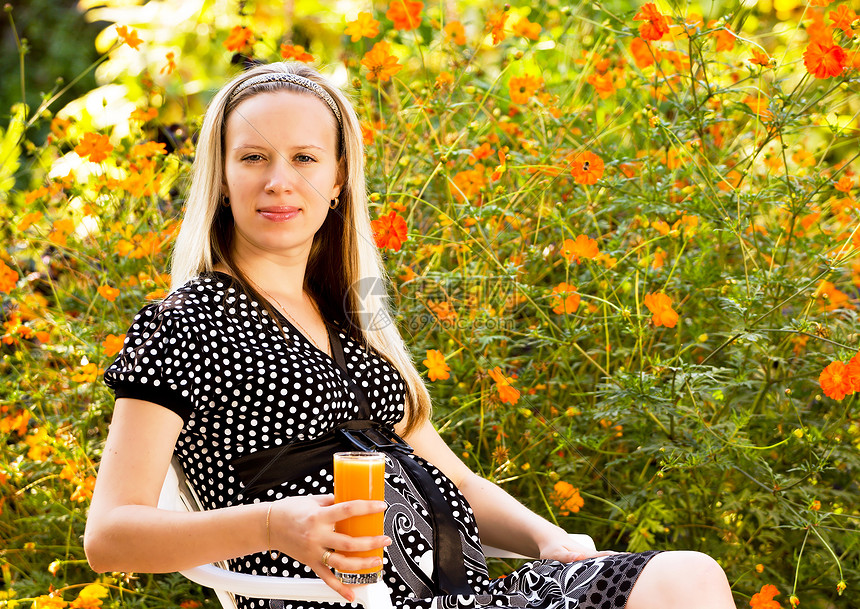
left=131, top=273, right=234, bottom=330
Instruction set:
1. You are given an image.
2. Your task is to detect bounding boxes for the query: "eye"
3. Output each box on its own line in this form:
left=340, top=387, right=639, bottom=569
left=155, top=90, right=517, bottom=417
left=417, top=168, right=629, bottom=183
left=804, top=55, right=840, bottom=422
left=294, top=153, right=316, bottom=164
left=241, top=153, right=265, bottom=163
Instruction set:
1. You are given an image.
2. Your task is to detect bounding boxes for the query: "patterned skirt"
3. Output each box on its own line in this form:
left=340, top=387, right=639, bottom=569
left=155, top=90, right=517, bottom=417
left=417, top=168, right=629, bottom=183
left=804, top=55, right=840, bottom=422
left=397, top=551, right=660, bottom=609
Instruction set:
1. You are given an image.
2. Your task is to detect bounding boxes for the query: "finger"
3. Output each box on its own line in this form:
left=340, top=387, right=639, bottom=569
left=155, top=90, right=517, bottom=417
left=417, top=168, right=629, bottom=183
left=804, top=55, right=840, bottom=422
left=327, top=531, right=392, bottom=553
left=326, top=551, right=384, bottom=576
left=325, top=499, right=388, bottom=521
left=309, top=494, right=335, bottom=507
left=311, top=565, right=356, bottom=603
left=565, top=549, right=620, bottom=562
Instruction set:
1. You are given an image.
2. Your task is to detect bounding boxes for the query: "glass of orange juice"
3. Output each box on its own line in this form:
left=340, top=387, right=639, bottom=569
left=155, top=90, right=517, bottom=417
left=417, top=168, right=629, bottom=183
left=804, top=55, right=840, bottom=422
left=332, top=451, right=386, bottom=584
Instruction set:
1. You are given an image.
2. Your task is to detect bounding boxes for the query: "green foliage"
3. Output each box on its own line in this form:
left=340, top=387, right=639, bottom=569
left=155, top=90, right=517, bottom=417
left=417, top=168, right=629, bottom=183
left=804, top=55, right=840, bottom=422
left=2, top=1, right=860, bottom=608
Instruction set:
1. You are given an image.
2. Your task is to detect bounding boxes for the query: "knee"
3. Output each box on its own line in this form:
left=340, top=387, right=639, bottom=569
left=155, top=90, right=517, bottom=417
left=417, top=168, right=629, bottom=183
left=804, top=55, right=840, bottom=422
left=632, top=550, right=731, bottom=607
left=666, top=551, right=731, bottom=599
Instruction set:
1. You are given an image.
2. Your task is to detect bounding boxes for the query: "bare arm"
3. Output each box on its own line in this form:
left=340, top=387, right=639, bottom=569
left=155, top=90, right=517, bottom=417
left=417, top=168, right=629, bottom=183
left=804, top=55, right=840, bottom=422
left=401, top=418, right=613, bottom=561
left=85, top=398, right=388, bottom=602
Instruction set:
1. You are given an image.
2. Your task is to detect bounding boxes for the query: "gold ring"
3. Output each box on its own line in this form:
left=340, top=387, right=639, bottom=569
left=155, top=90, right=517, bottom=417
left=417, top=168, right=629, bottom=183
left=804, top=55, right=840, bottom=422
left=322, top=549, right=334, bottom=568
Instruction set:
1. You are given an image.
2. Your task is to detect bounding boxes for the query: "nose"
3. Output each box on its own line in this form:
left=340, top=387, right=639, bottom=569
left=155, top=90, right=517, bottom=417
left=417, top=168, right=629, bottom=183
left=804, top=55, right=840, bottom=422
left=264, top=157, right=296, bottom=193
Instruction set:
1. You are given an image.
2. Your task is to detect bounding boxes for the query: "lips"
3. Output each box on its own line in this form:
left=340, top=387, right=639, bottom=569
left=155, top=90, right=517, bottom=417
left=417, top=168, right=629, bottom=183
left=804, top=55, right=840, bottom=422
left=257, top=206, right=300, bottom=222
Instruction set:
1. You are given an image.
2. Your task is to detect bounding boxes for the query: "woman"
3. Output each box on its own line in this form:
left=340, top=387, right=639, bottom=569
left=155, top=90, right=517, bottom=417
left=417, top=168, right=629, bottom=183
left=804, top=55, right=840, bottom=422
left=84, top=62, right=735, bottom=609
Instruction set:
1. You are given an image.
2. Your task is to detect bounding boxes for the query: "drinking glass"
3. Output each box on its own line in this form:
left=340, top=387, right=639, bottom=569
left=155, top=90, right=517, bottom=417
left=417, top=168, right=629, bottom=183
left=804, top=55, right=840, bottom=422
left=332, top=451, right=386, bottom=584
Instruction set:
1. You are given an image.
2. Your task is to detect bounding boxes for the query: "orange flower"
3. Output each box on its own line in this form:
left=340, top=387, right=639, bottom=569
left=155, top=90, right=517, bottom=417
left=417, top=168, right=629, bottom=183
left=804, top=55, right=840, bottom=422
left=630, top=37, right=658, bottom=68
left=490, top=149, right=507, bottom=181
left=361, top=41, right=403, bottom=82
left=50, top=116, right=71, bottom=139
left=816, top=280, right=854, bottom=311
left=749, top=49, right=772, bottom=67
left=451, top=168, right=486, bottom=203
left=633, top=3, right=670, bottom=41
left=102, top=334, right=126, bottom=357
left=74, top=132, right=113, bottom=163
left=550, top=283, right=580, bottom=314
left=551, top=481, right=584, bottom=516
left=371, top=211, right=408, bottom=251
left=834, top=176, right=853, bottom=193
left=130, top=141, right=167, bottom=159
left=643, top=292, right=679, bottom=328
left=97, top=285, right=120, bottom=302
left=488, top=366, right=520, bottom=405
left=508, top=74, right=543, bottom=104
left=280, top=43, right=314, bottom=62
left=570, top=151, right=604, bottom=185
left=423, top=349, right=451, bottom=381
left=468, top=142, right=494, bottom=165
left=71, top=362, right=104, bottom=384
left=750, top=584, right=781, bottom=609
left=486, top=10, right=509, bottom=45
left=513, top=17, right=541, bottom=40
left=48, top=218, right=75, bottom=246
left=360, top=121, right=375, bottom=145
left=829, top=5, right=857, bottom=35
left=444, top=21, right=466, bottom=45
left=130, top=107, right=158, bottom=122
left=710, top=22, right=735, bottom=52
left=386, top=0, right=423, bottom=31
left=345, top=12, right=380, bottom=42
left=70, top=476, right=96, bottom=502
left=435, top=71, right=454, bottom=89
left=803, top=40, right=848, bottom=78
left=0, top=260, right=18, bottom=294
left=587, top=72, right=615, bottom=99
left=223, top=25, right=254, bottom=52
left=819, top=360, right=853, bottom=400
left=160, top=51, right=176, bottom=75
left=146, top=288, right=167, bottom=300
left=562, top=234, right=600, bottom=264
left=115, top=25, right=142, bottom=50
left=846, top=351, right=860, bottom=392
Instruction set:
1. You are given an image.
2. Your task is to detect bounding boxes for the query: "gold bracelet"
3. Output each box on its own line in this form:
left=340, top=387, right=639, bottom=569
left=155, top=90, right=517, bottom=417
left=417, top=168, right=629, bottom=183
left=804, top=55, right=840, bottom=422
left=266, top=503, right=280, bottom=560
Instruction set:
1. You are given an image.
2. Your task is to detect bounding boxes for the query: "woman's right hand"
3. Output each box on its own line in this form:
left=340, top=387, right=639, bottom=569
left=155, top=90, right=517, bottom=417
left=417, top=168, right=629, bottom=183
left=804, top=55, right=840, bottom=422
left=266, top=495, right=390, bottom=602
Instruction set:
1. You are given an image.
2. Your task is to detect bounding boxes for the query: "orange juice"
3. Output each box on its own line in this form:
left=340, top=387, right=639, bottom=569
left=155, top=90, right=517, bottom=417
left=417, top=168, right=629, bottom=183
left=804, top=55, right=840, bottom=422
left=333, top=452, right=386, bottom=583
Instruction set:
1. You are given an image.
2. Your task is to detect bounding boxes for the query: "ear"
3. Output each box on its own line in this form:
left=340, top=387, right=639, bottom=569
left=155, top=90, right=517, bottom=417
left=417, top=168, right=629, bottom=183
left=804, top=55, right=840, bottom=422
left=331, top=183, right=342, bottom=201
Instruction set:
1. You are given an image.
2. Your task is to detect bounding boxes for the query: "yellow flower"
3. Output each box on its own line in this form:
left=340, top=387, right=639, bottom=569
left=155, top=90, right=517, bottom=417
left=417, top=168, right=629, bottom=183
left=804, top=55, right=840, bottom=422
left=33, top=594, right=68, bottom=609
left=345, top=12, right=380, bottom=42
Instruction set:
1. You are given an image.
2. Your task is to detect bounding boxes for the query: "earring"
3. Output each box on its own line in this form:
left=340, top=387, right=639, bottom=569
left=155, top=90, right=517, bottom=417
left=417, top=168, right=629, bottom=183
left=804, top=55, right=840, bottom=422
left=222, top=195, right=230, bottom=207
left=329, top=198, right=338, bottom=209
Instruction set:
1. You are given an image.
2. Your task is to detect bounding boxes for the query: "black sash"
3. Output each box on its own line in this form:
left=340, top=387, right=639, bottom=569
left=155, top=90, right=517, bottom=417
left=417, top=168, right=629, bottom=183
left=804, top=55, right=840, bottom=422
left=231, top=324, right=473, bottom=596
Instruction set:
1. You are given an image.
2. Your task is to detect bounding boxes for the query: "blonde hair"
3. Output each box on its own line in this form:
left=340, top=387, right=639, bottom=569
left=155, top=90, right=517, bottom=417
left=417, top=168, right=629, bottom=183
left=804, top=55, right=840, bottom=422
left=170, top=62, right=431, bottom=434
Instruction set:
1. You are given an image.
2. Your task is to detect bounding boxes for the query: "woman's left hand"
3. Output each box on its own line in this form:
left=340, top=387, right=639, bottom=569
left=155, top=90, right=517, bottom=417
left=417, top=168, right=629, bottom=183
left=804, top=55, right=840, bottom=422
left=539, top=538, right=620, bottom=563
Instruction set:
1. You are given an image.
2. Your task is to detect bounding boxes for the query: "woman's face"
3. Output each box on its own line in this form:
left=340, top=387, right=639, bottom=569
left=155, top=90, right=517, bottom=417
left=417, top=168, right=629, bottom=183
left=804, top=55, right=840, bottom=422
left=222, top=89, right=342, bottom=264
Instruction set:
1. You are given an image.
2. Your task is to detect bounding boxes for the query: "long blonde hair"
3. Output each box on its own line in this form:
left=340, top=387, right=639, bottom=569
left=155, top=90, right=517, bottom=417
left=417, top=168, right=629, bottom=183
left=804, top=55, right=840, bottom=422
left=170, top=62, right=431, bottom=434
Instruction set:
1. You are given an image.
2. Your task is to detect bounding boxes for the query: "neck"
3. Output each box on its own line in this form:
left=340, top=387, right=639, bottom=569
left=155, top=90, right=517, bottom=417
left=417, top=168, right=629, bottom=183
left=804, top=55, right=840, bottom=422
left=228, top=249, right=308, bottom=303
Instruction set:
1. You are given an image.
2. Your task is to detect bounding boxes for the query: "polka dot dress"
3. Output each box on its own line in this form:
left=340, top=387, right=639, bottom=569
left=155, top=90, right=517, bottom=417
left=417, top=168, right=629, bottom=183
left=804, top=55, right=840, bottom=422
left=104, top=273, right=659, bottom=609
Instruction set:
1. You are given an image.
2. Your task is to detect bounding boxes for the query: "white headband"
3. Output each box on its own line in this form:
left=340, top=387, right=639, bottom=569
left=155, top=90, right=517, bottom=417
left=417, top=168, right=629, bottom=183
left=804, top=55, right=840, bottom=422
left=230, top=73, right=343, bottom=126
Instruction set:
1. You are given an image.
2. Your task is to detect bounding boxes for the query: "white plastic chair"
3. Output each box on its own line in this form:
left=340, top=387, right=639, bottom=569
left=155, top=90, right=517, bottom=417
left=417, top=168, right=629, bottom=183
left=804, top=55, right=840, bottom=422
left=158, top=459, right=597, bottom=609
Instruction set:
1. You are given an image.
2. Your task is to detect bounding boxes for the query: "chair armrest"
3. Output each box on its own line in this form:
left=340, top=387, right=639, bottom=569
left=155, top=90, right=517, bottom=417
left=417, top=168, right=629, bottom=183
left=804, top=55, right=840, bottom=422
left=180, top=564, right=394, bottom=609
left=482, top=533, right=597, bottom=559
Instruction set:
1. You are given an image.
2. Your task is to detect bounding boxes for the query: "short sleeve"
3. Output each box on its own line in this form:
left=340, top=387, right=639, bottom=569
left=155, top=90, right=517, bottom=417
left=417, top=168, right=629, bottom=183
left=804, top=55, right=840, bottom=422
left=103, top=303, right=195, bottom=422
